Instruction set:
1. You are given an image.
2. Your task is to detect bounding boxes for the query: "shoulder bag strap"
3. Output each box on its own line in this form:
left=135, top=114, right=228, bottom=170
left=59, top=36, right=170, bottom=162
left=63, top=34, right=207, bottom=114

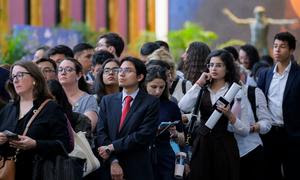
left=22, top=99, right=51, bottom=136
left=181, top=79, right=187, bottom=94
left=247, top=86, right=258, bottom=122
left=169, top=76, right=179, bottom=95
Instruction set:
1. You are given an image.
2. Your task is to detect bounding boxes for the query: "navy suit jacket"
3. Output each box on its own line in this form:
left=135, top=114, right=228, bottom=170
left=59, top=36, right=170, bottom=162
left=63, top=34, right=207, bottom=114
left=257, top=62, right=300, bottom=139
left=97, top=90, right=160, bottom=180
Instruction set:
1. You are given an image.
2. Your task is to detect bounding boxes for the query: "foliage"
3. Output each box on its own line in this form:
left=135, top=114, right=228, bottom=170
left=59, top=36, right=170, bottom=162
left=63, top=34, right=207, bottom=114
left=127, top=31, right=157, bottom=56
left=67, top=22, right=107, bottom=46
left=0, top=31, right=29, bottom=64
left=168, top=21, right=218, bottom=61
left=216, top=39, right=246, bottom=49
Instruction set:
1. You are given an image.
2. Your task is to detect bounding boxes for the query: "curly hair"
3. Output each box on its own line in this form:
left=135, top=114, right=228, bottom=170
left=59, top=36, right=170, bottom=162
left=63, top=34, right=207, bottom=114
left=183, top=42, right=211, bottom=84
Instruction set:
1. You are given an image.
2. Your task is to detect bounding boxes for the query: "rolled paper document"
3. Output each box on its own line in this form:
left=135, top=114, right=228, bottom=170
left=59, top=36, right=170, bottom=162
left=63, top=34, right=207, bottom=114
left=205, top=82, right=241, bottom=129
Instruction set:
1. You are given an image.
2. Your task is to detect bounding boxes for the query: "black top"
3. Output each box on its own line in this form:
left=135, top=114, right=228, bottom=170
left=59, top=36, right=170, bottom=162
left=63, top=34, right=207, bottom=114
left=0, top=98, right=71, bottom=179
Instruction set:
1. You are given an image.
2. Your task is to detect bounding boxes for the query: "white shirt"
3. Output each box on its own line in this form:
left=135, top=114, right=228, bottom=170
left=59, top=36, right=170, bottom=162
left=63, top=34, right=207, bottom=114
left=172, top=78, right=193, bottom=102
left=234, top=85, right=272, bottom=157
left=267, top=61, right=291, bottom=126
left=178, top=83, right=250, bottom=136
left=122, top=88, right=139, bottom=109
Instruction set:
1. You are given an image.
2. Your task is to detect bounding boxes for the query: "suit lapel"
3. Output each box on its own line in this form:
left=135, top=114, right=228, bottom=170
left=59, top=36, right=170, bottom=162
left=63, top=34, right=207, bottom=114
left=112, top=93, right=122, bottom=138
left=283, top=63, right=297, bottom=102
left=119, top=90, right=145, bottom=134
left=265, top=67, right=274, bottom=95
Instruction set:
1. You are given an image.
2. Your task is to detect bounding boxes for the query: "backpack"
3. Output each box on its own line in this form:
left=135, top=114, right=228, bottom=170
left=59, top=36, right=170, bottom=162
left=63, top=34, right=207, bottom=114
left=170, top=76, right=187, bottom=95
left=247, top=86, right=258, bottom=122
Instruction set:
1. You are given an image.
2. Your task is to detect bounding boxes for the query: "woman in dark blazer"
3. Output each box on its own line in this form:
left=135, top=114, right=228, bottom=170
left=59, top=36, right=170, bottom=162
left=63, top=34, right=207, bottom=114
left=0, top=61, right=71, bottom=179
left=145, top=66, right=185, bottom=180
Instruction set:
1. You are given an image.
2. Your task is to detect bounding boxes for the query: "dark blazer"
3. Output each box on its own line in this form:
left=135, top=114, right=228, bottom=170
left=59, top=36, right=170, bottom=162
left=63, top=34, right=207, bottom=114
left=257, top=62, right=300, bottom=138
left=0, top=99, right=71, bottom=179
left=97, top=90, right=160, bottom=180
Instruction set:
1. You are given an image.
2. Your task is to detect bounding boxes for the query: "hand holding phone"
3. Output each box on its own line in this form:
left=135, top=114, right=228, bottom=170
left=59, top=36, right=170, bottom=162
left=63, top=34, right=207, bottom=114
left=3, top=130, right=20, bottom=141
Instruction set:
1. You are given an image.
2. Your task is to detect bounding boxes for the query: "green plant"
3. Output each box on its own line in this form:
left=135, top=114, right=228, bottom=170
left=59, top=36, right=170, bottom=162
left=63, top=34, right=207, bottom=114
left=0, top=31, right=29, bottom=64
left=216, top=39, right=246, bottom=49
left=128, top=31, right=157, bottom=56
left=68, top=22, right=107, bottom=46
left=168, top=21, right=218, bottom=61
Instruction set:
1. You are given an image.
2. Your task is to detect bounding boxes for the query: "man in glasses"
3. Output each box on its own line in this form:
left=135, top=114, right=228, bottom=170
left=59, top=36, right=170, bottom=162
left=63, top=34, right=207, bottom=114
left=97, top=56, right=159, bottom=180
left=35, top=58, right=57, bottom=81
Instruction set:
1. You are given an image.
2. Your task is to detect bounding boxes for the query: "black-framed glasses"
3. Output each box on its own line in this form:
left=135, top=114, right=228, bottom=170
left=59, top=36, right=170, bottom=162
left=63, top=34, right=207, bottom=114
left=42, top=68, right=56, bottom=74
left=103, top=67, right=119, bottom=75
left=206, top=63, right=225, bottom=69
left=9, top=72, right=31, bottom=83
left=118, top=68, right=136, bottom=74
left=57, top=67, right=75, bottom=73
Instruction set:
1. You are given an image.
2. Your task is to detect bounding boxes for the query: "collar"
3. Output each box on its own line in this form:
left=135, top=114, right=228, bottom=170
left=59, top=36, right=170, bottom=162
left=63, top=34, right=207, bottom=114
left=207, top=82, right=229, bottom=93
left=122, top=88, right=139, bottom=102
left=273, top=60, right=291, bottom=75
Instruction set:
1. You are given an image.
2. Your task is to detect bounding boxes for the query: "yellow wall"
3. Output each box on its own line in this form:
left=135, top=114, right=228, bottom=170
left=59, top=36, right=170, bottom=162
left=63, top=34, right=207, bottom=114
left=129, top=0, right=139, bottom=43
left=0, top=0, right=9, bottom=53
left=31, top=0, right=42, bottom=26
left=60, top=0, right=71, bottom=26
left=86, top=0, right=97, bottom=31
left=147, top=0, right=155, bottom=32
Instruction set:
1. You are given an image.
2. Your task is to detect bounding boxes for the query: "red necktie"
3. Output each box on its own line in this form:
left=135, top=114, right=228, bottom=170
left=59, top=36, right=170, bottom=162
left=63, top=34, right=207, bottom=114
left=119, top=96, right=133, bottom=130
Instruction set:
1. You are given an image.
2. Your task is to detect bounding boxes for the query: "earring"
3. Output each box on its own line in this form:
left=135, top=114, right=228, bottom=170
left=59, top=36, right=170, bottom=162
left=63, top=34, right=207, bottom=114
left=33, top=81, right=36, bottom=86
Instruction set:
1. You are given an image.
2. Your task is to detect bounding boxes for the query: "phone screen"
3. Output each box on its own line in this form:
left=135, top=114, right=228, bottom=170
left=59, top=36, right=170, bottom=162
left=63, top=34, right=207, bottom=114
left=3, top=130, right=20, bottom=141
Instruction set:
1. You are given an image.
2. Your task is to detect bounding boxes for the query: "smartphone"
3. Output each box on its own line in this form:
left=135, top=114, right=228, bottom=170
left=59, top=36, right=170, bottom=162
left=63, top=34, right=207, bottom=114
left=158, top=121, right=180, bottom=129
left=3, top=130, right=20, bottom=141
left=213, top=96, right=229, bottom=113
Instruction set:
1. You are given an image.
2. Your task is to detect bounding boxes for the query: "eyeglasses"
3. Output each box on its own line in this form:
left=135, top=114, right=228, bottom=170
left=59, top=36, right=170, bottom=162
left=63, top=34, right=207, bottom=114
left=42, top=68, right=56, bottom=74
left=103, top=67, right=119, bottom=75
left=118, top=68, right=136, bottom=74
left=9, top=72, right=31, bottom=83
left=206, top=63, right=225, bottom=69
left=58, top=67, right=75, bottom=73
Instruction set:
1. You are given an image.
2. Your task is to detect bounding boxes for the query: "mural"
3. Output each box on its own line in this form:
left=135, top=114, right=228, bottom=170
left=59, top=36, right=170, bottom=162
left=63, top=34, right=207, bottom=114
left=13, top=25, right=82, bottom=60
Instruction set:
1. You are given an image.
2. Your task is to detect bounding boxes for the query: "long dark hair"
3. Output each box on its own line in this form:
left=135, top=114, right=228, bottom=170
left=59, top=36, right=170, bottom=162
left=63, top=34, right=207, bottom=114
left=94, top=58, right=120, bottom=103
left=47, top=79, right=74, bottom=126
left=206, top=50, right=240, bottom=85
left=145, top=66, right=169, bottom=100
left=239, top=44, right=259, bottom=70
left=184, top=42, right=211, bottom=84
left=7, top=61, right=53, bottom=102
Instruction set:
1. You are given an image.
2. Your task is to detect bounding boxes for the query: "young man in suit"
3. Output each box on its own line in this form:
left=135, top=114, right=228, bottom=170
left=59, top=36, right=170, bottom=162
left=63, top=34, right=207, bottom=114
left=257, top=32, right=300, bottom=180
left=97, top=56, right=160, bottom=180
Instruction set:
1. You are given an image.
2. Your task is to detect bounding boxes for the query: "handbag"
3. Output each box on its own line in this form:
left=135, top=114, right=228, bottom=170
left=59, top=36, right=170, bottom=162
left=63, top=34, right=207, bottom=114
left=69, top=130, right=100, bottom=177
left=32, top=141, right=85, bottom=180
left=0, top=156, right=15, bottom=180
left=186, top=86, right=206, bottom=146
left=0, top=99, right=51, bottom=180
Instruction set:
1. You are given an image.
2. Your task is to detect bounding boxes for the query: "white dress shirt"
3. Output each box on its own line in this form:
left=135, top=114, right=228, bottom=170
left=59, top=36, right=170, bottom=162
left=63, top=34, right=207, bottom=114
left=267, top=61, right=291, bottom=126
left=122, top=88, right=139, bottom=108
left=234, top=85, right=272, bottom=157
left=178, top=83, right=250, bottom=136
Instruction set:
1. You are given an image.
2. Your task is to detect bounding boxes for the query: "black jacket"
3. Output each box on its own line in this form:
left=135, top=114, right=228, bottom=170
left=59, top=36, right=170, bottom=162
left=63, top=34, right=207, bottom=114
left=0, top=99, right=71, bottom=179
left=97, top=90, right=160, bottom=180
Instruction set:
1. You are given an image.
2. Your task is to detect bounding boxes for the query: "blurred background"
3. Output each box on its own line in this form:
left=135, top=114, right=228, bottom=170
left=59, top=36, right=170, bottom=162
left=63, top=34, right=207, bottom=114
left=0, top=0, right=299, bottom=64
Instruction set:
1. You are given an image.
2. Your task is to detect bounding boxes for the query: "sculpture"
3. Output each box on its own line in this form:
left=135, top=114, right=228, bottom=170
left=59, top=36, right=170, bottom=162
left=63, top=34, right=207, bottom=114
left=223, top=6, right=298, bottom=55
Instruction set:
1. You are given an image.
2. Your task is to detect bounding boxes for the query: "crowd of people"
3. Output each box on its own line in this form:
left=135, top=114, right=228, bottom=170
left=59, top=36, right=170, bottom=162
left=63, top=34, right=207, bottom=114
left=0, top=31, right=299, bottom=180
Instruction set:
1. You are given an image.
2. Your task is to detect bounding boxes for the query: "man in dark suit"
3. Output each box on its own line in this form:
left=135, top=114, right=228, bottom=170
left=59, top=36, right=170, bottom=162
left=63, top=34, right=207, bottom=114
left=97, top=56, right=159, bottom=180
left=257, top=32, right=300, bottom=180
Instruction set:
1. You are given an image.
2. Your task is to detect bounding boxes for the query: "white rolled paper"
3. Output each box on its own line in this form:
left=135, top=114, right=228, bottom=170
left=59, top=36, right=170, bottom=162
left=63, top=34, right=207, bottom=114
left=205, top=82, right=241, bottom=129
